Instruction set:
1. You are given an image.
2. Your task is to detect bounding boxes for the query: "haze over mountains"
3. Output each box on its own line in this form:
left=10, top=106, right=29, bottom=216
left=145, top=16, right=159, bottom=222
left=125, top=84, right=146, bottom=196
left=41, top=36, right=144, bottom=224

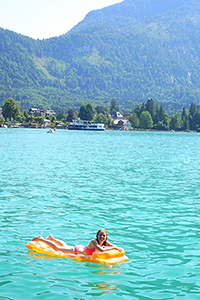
left=1, top=0, right=200, bottom=113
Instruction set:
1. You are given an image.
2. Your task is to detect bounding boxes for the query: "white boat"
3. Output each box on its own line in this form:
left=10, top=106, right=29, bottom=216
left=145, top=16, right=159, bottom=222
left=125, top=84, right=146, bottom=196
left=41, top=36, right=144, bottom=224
left=68, top=119, right=104, bottom=131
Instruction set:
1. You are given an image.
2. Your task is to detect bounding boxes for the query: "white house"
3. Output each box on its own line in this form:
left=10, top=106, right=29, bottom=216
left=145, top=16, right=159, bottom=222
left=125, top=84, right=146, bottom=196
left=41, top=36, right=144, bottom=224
left=43, top=119, right=51, bottom=127
left=113, top=119, right=131, bottom=130
left=111, top=111, right=123, bottom=119
left=123, top=119, right=131, bottom=130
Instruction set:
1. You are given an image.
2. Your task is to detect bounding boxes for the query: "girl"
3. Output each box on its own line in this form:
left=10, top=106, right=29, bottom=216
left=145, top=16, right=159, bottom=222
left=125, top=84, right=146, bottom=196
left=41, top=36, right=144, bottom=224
left=32, top=229, right=122, bottom=255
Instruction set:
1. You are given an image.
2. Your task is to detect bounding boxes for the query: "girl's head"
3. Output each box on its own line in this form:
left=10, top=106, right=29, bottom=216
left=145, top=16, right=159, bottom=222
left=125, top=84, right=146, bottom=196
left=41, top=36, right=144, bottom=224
left=96, top=229, right=107, bottom=245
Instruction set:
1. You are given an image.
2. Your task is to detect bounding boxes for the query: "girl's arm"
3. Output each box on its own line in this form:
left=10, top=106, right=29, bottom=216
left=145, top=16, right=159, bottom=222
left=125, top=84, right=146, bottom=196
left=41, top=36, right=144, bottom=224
left=105, top=240, right=123, bottom=252
left=90, top=240, right=122, bottom=252
left=90, top=239, right=105, bottom=252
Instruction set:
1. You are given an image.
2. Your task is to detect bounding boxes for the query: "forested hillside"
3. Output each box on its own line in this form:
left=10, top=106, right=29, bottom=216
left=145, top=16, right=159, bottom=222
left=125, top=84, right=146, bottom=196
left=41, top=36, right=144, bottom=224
left=1, top=0, right=200, bottom=113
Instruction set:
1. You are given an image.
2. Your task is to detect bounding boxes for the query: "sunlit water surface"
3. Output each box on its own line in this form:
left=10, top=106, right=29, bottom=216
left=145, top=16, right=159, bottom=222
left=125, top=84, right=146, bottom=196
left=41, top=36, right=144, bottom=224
left=1, top=129, right=200, bottom=300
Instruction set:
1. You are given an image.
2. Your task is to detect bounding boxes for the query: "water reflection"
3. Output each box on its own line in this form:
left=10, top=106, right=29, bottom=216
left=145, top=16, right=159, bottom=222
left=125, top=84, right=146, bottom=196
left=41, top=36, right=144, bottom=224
left=84, top=281, right=118, bottom=296
left=93, top=270, right=122, bottom=275
left=85, top=261, right=124, bottom=275
left=27, top=251, right=56, bottom=260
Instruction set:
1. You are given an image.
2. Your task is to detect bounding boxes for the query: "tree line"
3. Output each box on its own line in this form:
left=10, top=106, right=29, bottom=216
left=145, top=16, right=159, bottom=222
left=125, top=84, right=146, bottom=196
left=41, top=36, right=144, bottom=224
left=1, top=97, right=200, bottom=131
left=128, top=100, right=200, bottom=131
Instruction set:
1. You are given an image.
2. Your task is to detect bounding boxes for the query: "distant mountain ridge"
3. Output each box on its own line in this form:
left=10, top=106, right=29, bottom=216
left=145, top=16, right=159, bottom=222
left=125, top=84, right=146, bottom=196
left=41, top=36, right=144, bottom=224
left=1, top=0, right=200, bottom=113
left=71, top=0, right=195, bottom=31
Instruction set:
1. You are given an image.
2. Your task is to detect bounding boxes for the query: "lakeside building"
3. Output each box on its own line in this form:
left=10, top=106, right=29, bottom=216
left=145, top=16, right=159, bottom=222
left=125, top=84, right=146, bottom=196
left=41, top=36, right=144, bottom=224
left=29, top=107, right=56, bottom=118
left=123, top=113, right=131, bottom=119
left=110, top=110, right=131, bottom=130
left=110, top=111, right=123, bottom=119
left=112, top=119, right=131, bottom=130
left=21, top=122, right=39, bottom=128
left=42, top=119, right=51, bottom=128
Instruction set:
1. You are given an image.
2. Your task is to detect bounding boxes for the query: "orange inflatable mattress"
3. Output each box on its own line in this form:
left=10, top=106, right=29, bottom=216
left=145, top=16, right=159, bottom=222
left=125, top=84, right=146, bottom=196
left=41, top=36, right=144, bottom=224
left=26, top=241, right=128, bottom=265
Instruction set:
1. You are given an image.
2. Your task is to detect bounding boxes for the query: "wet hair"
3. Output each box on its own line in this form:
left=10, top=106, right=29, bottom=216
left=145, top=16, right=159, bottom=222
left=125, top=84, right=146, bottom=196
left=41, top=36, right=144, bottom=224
left=96, top=229, right=107, bottom=246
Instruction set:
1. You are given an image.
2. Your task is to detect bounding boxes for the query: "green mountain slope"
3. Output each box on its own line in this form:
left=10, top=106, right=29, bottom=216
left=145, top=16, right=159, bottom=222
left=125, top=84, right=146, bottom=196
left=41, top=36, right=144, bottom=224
left=1, top=0, right=200, bottom=113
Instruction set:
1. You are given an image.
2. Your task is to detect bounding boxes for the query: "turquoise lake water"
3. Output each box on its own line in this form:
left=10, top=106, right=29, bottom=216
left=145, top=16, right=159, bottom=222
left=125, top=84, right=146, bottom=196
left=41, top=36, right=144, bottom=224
left=1, top=128, right=200, bottom=300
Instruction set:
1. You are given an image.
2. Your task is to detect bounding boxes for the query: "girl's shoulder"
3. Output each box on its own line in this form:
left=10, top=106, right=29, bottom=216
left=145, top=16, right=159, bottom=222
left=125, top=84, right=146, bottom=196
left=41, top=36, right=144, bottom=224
left=88, top=239, right=98, bottom=246
left=91, top=238, right=97, bottom=243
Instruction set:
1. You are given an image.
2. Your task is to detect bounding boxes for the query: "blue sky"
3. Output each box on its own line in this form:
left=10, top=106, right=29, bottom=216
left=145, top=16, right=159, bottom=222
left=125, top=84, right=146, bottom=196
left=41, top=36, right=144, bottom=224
left=0, top=0, right=122, bottom=40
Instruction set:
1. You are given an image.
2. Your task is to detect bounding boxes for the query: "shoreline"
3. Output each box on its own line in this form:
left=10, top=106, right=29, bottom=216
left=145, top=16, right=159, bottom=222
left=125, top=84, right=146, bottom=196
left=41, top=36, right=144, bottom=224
left=0, top=125, right=197, bottom=133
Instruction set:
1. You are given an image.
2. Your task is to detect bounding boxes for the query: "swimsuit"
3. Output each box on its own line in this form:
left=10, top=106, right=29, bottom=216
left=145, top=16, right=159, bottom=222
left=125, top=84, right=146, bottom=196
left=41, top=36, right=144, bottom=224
left=74, top=245, right=85, bottom=255
left=74, top=245, right=96, bottom=255
left=84, top=246, right=96, bottom=255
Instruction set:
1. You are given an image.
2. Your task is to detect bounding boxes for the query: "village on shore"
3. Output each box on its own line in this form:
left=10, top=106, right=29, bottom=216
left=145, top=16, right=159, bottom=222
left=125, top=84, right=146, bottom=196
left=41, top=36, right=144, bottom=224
left=1, top=98, right=200, bottom=132
left=0, top=105, right=132, bottom=130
